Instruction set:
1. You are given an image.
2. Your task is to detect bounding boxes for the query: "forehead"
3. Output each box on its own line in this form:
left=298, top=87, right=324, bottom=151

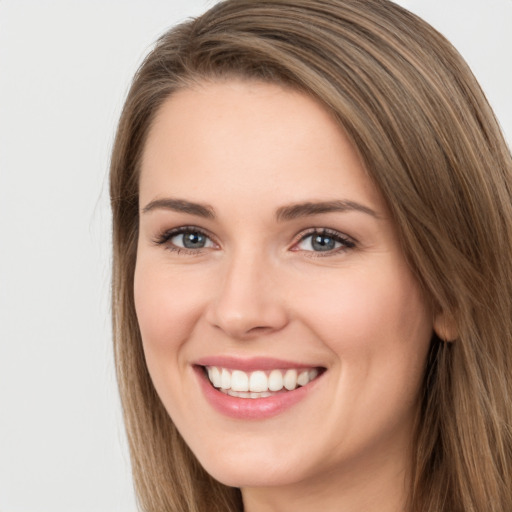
left=139, top=80, right=385, bottom=214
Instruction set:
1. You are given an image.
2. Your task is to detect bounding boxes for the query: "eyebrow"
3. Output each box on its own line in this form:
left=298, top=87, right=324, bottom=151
left=142, top=198, right=215, bottom=218
left=275, top=200, right=378, bottom=221
left=141, top=197, right=378, bottom=220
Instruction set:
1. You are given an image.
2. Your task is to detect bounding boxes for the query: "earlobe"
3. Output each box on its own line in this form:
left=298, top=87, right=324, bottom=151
left=433, top=312, right=458, bottom=342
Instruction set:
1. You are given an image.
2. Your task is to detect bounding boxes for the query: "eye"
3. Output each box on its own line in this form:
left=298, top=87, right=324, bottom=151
left=154, top=227, right=216, bottom=252
left=293, top=229, right=355, bottom=254
left=172, top=230, right=213, bottom=249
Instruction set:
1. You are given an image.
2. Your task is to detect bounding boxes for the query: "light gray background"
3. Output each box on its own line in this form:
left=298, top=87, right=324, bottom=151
left=0, top=1, right=510, bottom=511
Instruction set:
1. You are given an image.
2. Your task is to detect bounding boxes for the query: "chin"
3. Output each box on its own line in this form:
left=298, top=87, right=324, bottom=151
left=193, top=444, right=309, bottom=488
left=204, top=462, right=303, bottom=489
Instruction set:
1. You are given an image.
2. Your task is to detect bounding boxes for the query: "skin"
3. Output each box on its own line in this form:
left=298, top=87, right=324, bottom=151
left=135, top=80, right=440, bottom=512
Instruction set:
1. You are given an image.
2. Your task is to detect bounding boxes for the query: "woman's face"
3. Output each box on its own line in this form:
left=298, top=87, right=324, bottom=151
left=135, top=81, right=434, bottom=493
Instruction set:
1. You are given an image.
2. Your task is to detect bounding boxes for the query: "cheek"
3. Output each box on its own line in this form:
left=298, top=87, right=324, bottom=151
left=132, top=258, right=214, bottom=423
left=299, top=265, right=432, bottom=453
left=133, top=259, right=208, bottom=357
left=325, top=262, right=428, bottom=339
left=296, top=261, right=432, bottom=386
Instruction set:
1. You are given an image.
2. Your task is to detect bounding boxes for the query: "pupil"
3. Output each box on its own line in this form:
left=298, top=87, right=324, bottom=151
left=183, top=232, right=205, bottom=248
left=312, top=234, right=335, bottom=251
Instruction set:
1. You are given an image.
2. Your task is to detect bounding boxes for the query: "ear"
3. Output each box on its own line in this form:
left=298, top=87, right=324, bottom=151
left=433, top=311, right=458, bottom=342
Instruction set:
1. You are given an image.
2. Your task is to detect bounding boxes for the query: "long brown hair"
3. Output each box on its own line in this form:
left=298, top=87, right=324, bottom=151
left=110, top=1, right=512, bottom=510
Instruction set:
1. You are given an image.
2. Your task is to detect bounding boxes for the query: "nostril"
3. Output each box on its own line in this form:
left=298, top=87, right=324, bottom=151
left=210, top=316, right=287, bottom=340
left=247, top=325, right=275, bottom=334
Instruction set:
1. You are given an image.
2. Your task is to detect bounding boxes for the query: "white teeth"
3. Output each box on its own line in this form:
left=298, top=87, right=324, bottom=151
left=284, top=369, right=298, bottom=390
left=231, top=370, right=249, bottom=392
left=205, top=366, right=321, bottom=395
left=221, top=368, right=231, bottom=389
left=268, top=369, right=284, bottom=391
left=249, top=371, right=268, bottom=392
left=225, top=390, right=273, bottom=399
left=297, top=370, right=309, bottom=387
left=208, top=366, right=221, bottom=388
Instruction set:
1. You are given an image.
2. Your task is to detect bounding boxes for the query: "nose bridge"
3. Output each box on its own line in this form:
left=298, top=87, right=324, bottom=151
left=206, top=245, right=288, bottom=338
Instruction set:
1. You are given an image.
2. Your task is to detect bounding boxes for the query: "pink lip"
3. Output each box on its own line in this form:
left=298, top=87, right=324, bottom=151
left=194, top=355, right=317, bottom=371
left=193, top=362, right=324, bottom=420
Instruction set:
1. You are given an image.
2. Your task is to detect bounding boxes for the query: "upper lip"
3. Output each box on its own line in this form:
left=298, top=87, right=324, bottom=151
left=194, top=356, right=324, bottom=372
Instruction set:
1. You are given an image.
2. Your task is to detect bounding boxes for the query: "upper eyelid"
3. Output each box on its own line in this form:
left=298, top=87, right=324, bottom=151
left=153, top=225, right=356, bottom=249
left=153, top=225, right=216, bottom=246
left=291, top=227, right=357, bottom=245
left=290, top=229, right=357, bottom=258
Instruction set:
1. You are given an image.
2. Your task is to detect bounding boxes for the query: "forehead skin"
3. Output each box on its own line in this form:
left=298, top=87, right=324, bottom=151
left=139, top=80, right=387, bottom=222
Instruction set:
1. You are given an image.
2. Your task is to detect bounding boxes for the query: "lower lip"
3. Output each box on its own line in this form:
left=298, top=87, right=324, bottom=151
left=194, top=366, right=322, bottom=420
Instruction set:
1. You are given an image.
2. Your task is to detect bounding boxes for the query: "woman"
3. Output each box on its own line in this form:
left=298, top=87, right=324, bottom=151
left=110, top=0, right=512, bottom=510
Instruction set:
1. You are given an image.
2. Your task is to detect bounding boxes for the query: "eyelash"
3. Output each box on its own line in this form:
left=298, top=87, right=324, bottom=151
left=153, top=226, right=356, bottom=256
left=291, top=228, right=356, bottom=257
left=153, top=226, right=216, bottom=255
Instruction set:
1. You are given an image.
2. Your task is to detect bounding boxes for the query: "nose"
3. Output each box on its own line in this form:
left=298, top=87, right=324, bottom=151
left=205, top=250, right=289, bottom=339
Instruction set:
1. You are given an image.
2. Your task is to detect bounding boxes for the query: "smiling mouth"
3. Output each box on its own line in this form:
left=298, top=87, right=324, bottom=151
left=202, top=366, right=325, bottom=399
